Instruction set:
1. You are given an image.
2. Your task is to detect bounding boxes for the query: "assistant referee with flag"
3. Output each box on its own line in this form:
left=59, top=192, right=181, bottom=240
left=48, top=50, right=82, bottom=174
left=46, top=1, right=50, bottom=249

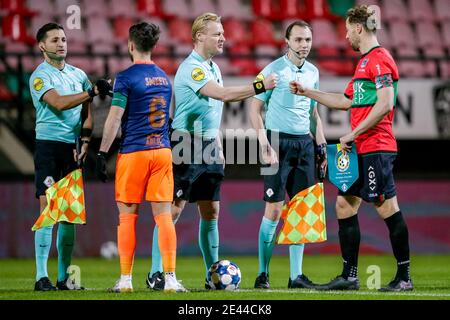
left=29, top=22, right=111, bottom=291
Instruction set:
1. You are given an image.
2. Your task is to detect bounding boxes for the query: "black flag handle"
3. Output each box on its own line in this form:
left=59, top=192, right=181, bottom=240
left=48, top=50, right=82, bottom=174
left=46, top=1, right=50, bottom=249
left=76, top=136, right=82, bottom=169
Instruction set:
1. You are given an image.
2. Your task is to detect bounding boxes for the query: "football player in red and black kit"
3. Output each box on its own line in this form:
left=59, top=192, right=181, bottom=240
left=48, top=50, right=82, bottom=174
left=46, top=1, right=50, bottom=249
left=290, top=5, right=413, bottom=292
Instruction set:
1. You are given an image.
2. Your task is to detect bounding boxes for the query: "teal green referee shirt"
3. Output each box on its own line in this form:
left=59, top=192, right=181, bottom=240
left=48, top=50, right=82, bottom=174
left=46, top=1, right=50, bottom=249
left=254, top=55, right=319, bottom=135
left=29, top=60, right=92, bottom=143
left=172, top=50, right=224, bottom=139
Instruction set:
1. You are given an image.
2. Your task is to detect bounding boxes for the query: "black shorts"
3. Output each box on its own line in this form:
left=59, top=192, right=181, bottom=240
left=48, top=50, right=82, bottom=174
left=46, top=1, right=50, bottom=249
left=172, top=133, right=224, bottom=203
left=34, top=139, right=78, bottom=198
left=263, top=131, right=315, bottom=202
left=338, top=152, right=397, bottom=203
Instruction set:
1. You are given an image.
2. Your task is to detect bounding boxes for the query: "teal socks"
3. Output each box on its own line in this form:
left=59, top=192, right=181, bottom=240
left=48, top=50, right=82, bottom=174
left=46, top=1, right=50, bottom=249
left=289, top=244, right=305, bottom=280
left=56, top=223, right=75, bottom=282
left=199, top=219, right=219, bottom=276
left=257, top=217, right=278, bottom=275
left=35, top=226, right=53, bottom=281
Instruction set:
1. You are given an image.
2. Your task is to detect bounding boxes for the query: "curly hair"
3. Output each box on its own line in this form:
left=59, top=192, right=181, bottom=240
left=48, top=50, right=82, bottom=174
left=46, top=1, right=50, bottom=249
left=129, top=22, right=160, bottom=52
left=346, top=5, right=378, bottom=32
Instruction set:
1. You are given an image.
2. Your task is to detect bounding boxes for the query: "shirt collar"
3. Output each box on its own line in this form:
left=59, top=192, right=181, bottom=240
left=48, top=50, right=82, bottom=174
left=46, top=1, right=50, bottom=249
left=361, top=45, right=381, bottom=58
left=44, top=59, right=66, bottom=72
left=283, top=55, right=306, bottom=73
left=134, top=60, right=154, bottom=64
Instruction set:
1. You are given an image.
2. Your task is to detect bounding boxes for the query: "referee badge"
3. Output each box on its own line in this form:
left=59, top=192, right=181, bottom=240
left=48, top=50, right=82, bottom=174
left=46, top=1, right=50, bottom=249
left=33, top=77, right=44, bottom=91
left=191, top=67, right=205, bottom=81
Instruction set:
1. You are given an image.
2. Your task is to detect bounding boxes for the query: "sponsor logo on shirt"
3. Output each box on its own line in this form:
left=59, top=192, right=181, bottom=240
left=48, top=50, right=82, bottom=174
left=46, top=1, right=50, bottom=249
left=191, top=68, right=205, bottom=81
left=33, top=77, right=44, bottom=91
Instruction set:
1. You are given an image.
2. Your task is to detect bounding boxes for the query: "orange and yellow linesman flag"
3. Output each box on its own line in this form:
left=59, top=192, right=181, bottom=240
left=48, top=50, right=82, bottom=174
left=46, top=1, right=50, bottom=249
left=276, top=183, right=326, bottom=244
left=32, top=169, right=86, bottom=231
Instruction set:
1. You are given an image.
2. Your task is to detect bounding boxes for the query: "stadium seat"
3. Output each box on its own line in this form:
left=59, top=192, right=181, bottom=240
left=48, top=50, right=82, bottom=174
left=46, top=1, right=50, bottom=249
left=407, top=0, right=436, bottom=22
left=68, top=56, right=104, bottom=75
left=440, top=21, right=450, bottom=50
left=382, top=0, right=408, bottom=22
left=389, top=21, right=418, bottom=57
left=113, top=16, right=134, bottom=43
left=2, top=14, right=34, bottom=44
left=316, top=46, right=353, bottom=76
left=416, top=22, right=446, bottom=58
left=218, top=0, right=253, bottom=21
left=85, top=17, right=116, bottom=54
left=108, top=57, right=132, bottom=76
left=163, top=0, right=191, bottom=19
left=303, top=0, right=337, bottom=21
left=136, top=0, right=169, bottom=18
left=355, top=0, right=380, bottom=7
left=168, top=18, right=193, bottom=44
left=26, top=0, right=52, bottom=17
left=251, top=0, right=277, bottom=20
left=213, top=56, right=238, bottom=76
left=229, top=45, right=258, bottom=76
left=376, top=23, right=393, bottom=50
left=439, top=61, right=450, bottom=79
left=82, top=0, right=108, bottom=17
left=398, top=60, right=436, bottom=77
left=189, top=0, right=217, bottom=20
left=251, top=19, right=283, bottom=46
left=310, top=19, right=340, bottom=48
left=1, top=0, right=34, bottom=15
left=110, top=0, right=138, bottom=18
left=255, top=44, right=279, bottom=70
left=434, top=0, right=450, bottom=22
left=153, top=57, right=177, bottom=75
left=223, top=19, right=250, bottom=46
left=279, top=0, right=303, bottom=20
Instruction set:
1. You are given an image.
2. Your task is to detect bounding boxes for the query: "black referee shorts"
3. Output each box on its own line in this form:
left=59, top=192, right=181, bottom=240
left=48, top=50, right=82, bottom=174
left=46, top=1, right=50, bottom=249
left=338, top=152, right=397, bottom=203
left=171, top=132, right=224, bottom=203
left=34, top=139, right=78, bottom=198
left=263, top=131, right=315, bottom=202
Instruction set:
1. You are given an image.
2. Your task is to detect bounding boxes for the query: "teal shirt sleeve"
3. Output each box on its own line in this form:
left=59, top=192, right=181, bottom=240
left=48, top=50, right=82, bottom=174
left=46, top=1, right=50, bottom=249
left=185, top=62, right=211, bottom=93
left=80, top=70, right=92, bottom=91
left=253, top=64, right=273, bottom=103
left=30, top=70, right=54, bottom=102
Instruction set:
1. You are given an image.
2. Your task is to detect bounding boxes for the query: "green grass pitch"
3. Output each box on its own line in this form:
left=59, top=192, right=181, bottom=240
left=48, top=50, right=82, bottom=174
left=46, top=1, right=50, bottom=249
left=1, top=255, right=449, bottom=300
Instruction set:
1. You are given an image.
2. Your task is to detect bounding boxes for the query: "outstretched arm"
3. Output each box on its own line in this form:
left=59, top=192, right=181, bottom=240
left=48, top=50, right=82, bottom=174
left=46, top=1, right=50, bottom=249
left=290, top=81, right=352, bottom=111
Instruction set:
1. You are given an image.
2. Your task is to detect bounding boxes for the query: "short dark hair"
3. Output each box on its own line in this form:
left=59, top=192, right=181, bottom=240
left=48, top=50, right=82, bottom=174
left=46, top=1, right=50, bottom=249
left=285, top=20, right=312, bottom=39
left=347, top=5, right=377, bottom=32
left=36, top=22, right=64, bottom=42
left=129, top=22, right=160, bottom=52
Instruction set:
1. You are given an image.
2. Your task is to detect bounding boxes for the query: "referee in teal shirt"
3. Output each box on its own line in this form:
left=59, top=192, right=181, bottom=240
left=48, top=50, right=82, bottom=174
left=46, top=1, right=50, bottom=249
left=147, top=13, right=278, bottom=289
left=249, top=20, right=327, bottom=290
left=29, top=23, right=110, bottom=291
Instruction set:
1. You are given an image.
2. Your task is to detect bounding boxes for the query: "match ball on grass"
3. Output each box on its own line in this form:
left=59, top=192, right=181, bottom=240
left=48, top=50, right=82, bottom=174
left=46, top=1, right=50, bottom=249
left=207, top=260, right=241, bottom=290
left=100, top=241, right=118, bottom=259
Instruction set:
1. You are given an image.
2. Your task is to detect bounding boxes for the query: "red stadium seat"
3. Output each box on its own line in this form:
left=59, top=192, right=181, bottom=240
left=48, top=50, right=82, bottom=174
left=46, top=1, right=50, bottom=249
left=110, top=0, right=138, bottom=18
left=440, top=21, right=450, bottom=50
left=223, top=19, right=250, bottom=46
left=389, top=21, right=418, bottom=57
left=310, top=19, right=340, bottom=49
left=303, top=0, right=337, bottom=21
left=255, top=44, right=279, bottom=70
left=163, top=0, right=191, bottom=19
left=82, top=0, right=109, bottom=17
left=1, top=14, right=34, bottom=44
left=113, top=17, right=134, bottom=42
left=218, top=0, right=253, bottom=21
left=252, top=0, right=277, bottom=20
left=229, top=45, right=258, bottom=76
left=1, top=0, right=34, bottom=15
left=416, top=22, right=446, bottom=58
left=382, top=0, right=408, bottom=22
left=434, top=0, right=450, bottom=22
left=407, top=0, right=436, bottom=22
left=398, top=60, right=436, bottom=77
left=136, top=0, right=170, bottom=18
left=153, top=57, right=177, bottom=75
left=317, top=46, right=353, bottom=76
left=251, top=19, right=283, bottom=46
left=168, top=18, right=192, bottom=44
left=279, top=0, right=303, bottom=20
left=189, top=0, right=217, bottom=20
left=26, top=0, right=52, bottom=17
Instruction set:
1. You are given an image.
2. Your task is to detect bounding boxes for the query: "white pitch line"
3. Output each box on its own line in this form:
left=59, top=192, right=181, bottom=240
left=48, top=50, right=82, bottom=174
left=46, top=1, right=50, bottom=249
left=236, top=289, right=450, bottom=298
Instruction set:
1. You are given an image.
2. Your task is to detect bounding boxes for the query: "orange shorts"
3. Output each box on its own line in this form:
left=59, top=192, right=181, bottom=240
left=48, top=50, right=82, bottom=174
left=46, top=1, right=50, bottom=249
left=115, top=148, right=173, bottom=203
